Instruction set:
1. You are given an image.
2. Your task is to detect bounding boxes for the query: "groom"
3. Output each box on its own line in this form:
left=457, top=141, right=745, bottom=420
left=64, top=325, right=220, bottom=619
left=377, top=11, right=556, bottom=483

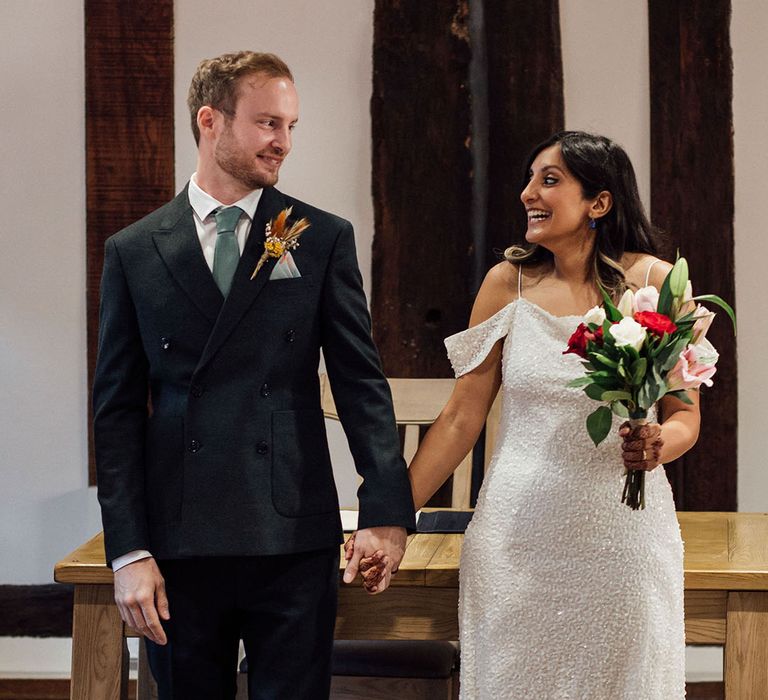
left=93, top=51, right=415, bottom=699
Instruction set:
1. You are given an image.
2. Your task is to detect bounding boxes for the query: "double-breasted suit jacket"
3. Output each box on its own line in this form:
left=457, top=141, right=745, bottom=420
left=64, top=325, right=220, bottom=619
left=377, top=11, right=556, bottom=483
left=93, top=185, right=415, bottom=564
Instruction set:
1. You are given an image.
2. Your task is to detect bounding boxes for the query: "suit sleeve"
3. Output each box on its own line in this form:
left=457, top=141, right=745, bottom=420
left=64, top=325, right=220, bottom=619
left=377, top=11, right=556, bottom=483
left=92, top=238, right=151, bottom=563
left=320, top=222, right=416, bottom=532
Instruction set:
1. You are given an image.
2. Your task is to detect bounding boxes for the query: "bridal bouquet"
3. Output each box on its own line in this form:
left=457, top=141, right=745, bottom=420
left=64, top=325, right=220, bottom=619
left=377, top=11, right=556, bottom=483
left=564, top=257, right=735, bottom=509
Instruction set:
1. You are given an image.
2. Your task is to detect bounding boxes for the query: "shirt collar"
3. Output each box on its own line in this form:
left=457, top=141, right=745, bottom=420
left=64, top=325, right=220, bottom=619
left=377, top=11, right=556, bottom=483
left=188, top=173, right=263, bottom=223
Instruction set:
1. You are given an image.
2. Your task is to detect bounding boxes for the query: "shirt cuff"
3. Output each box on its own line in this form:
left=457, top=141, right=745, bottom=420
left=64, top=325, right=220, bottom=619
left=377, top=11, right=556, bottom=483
left=111, top=550, right=153, bottom=571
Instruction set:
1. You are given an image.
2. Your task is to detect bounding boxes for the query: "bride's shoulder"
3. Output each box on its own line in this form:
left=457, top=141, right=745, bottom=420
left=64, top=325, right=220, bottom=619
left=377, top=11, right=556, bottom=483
left=622, top=253, right=672, bottom=291
left=470, top=262, right=518, bottom=326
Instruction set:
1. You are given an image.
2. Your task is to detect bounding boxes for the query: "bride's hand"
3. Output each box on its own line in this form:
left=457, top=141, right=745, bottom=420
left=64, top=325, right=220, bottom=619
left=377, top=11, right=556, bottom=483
left=343, top=531, right=387, bottom=592
left=618, top=421, right=663, bottom=471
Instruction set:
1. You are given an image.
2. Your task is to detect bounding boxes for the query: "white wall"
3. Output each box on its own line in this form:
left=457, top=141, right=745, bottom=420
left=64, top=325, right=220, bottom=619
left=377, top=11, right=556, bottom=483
left=732, top=0, right=768, bottom=513
left=561, top=0, right=651, bottom=208
left=0, top=0, right=103, bottom=588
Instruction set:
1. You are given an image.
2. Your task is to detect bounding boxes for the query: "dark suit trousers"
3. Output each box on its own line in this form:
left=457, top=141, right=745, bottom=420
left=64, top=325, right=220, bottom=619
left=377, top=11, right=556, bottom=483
left=146, top=546, right=339, bottom=700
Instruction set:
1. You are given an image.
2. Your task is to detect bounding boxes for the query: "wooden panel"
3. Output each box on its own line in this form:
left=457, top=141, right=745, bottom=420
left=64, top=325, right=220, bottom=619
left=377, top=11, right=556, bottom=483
left=0, top=679, right=137, bottom=700
left=648, top=0, right=735, bottom=510
left=371, top=1, right=473, bottom=378
left=685, top=590, right=727, bottom=644
left=330, top=676, right=456, bottom=699
left=336, top=587, right=459, bottom=641
left=483, top=0, right=564, bottom=266
left=725, top=592, right=768, bottom=699
left=85, top=0, right=175, bottom=483
left=0, top=584, right=73, bottom=637
left=71, top=585, right=129, bottom=700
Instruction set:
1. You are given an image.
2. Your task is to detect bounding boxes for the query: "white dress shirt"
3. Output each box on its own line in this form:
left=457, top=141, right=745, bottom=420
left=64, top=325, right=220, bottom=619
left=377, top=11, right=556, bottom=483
left=111, top=175, right=263, bottom=572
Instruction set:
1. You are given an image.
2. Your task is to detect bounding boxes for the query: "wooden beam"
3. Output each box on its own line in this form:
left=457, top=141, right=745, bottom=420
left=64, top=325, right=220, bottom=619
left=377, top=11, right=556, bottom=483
left=85, top=0, right=175, bottom=483
left=0, top=584, right=73, bottom=637
left=370, top=1, right=473, bottom=378
left=648, top=0, right=736, bottom=510
left=483, top=0, right=565, bottom=268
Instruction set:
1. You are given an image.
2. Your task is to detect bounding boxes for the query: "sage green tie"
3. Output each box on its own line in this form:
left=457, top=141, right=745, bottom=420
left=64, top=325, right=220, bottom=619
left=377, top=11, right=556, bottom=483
left=212, top=206, right=243, bottom=296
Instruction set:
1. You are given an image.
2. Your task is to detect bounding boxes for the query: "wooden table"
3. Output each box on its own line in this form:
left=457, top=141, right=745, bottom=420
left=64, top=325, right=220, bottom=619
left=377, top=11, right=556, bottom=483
left=54, top=512, right=768, bottom=699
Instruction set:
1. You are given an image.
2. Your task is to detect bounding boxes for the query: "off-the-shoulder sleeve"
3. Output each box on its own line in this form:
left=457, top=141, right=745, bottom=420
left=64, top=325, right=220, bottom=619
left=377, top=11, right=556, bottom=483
left=444, top=302, right=516, bottom=377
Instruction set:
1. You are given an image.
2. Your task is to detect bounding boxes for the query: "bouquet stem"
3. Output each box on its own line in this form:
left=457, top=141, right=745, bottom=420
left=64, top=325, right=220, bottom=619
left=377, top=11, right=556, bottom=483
left=622, top=415, right=647, bottom=510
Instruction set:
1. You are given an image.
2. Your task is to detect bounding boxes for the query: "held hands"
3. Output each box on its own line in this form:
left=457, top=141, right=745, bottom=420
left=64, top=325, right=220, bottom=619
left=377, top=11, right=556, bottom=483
left=619, top=421, right=664, bottom=472
left=113, top=557, right=170, bottom=645
left=343, top=526, right=407, bottom=595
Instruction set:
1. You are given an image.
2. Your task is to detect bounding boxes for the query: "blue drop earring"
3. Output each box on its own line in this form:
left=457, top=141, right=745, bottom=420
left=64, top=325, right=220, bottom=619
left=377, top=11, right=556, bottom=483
left=589, top=218, right=597, bottom=230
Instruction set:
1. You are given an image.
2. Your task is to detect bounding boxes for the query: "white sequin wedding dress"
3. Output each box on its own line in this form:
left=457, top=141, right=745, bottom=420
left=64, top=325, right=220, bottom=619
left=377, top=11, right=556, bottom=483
left=444, top=289, right=685, bottom=699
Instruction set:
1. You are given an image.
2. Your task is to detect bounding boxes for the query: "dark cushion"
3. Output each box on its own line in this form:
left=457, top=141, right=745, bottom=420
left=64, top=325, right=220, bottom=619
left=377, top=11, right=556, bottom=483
left=239, top=641, right=460, bottom=679
left=331, top=640, right=460, bottom=678
left=417, top=510, right=474, bottom=533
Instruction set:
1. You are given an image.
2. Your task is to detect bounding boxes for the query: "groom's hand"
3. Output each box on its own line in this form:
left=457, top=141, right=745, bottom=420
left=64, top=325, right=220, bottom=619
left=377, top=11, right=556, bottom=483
left=113, top=557, right=170, bottom=645
left=343, top=526, right=407, bottom=595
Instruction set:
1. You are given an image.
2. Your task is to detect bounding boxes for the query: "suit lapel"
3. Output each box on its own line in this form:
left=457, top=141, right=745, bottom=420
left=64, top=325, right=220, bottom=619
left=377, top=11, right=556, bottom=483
left=195, top=187, right=286, bottom=373
left=152, top=188, right=223, bottom=325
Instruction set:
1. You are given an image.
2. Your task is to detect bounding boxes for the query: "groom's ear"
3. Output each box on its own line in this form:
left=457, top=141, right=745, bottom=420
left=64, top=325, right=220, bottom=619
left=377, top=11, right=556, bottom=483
left=197, top=105, right=219, bottom=143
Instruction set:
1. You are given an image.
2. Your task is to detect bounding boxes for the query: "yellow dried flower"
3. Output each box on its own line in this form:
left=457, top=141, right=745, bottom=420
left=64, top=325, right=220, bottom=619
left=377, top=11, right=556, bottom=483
left=251, top=207, right=311, bottom=280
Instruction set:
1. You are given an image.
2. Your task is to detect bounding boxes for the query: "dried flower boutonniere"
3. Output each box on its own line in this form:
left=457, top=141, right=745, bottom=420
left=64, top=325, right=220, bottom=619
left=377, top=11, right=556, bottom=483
left=250, top=207, right=311, bottom=279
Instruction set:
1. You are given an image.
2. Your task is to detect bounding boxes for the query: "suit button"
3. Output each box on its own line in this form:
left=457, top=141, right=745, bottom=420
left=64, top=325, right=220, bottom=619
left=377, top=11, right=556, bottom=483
left=188, top=440, right=201, bottom=453
left=160, top=336, right=171, bottom=351
left=256, top=441, right=269, bottom=455
left=260, top=383, right=271, bottom=398
left=190, top=384, right=203, bottom=398
left=285, top=329, right=295, bottom=343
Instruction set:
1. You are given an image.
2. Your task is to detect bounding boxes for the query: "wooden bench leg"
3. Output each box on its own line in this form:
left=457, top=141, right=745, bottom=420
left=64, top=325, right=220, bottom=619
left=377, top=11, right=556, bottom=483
left=70, top=584, right=129, bottom=700
left=725, top=591, right=768, bottom=699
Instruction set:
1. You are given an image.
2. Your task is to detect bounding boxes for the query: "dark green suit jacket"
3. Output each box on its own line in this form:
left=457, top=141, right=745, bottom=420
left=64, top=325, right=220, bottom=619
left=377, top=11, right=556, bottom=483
left=93, top=185, right=415, bottom=563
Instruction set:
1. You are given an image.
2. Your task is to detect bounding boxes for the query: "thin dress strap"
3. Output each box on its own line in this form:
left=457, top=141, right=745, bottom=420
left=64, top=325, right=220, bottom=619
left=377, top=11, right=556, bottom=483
left=644, top=259, right=661, bottom=287
left=518, top=265, right=523, bottom=298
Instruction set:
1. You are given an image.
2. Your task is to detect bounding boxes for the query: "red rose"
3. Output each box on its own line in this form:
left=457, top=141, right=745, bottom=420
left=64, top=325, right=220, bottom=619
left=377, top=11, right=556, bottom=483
left=564, top=324, right=604, bottom=358
left=564, top=323, right=589, bottom=358
left=633, top=311, right=677, bottom=337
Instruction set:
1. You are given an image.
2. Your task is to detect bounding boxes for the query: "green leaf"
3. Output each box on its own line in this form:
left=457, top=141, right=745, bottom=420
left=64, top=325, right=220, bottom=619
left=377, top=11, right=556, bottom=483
left=610, top=401, right=630, bottom=418
left=601, top=390, right=632, bottom=402
left=657, top=265, right=674, bottom=317
left=589, top=352, right=619, bottom=369
left=637, top=371, right=665, bottom=410
left=631, top=357, right=648, bottom=384
left=584, top=383, right=607, bottom=401
left=691, top=294, right=737, bottom=334
left=659, top=336, right=690, bottom=372
left=666, top=389, right=694, bottom=405
left=598, top=284, right=623, bottom=322
left=586, top=406, right=613, bottom=446
left=567, top=376, right=594, bottom=388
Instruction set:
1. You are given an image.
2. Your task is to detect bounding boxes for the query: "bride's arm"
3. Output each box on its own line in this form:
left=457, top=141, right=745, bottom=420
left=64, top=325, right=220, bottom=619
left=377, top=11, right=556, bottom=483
left=657, top=390, right=701, bottom=462
left=409, top=353, right=502, bottom=509
left=408, top=265, right=511, bottom=510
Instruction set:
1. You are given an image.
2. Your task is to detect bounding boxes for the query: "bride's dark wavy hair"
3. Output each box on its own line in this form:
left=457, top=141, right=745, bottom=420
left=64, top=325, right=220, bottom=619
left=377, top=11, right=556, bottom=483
left=505, top=131, right=665, bottom=300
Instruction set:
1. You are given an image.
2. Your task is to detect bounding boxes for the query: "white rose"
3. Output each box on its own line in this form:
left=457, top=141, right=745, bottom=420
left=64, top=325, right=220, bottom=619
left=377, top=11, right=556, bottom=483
left=617, top=289, right=635, bottom=317
left=583, top=305, right=606, bottom=327
left=634, top=285, right=660, bottom=313
left=608, top=317, right=647, bottom=350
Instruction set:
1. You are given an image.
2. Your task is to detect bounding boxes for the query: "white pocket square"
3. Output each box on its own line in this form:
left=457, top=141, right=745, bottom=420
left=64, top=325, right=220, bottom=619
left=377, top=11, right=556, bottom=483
left=269, top=252, right=302, bottom=280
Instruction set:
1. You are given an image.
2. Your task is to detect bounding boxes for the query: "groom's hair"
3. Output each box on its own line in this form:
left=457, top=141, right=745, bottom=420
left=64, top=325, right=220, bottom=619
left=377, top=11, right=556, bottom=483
left=188, top=51, right=294, bottom=145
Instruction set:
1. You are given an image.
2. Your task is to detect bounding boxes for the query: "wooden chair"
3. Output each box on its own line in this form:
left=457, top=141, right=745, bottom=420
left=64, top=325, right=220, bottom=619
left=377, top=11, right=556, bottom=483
left=320, top=373, right=500, bottom=700
left=320, top=374, right=500, bottom=509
